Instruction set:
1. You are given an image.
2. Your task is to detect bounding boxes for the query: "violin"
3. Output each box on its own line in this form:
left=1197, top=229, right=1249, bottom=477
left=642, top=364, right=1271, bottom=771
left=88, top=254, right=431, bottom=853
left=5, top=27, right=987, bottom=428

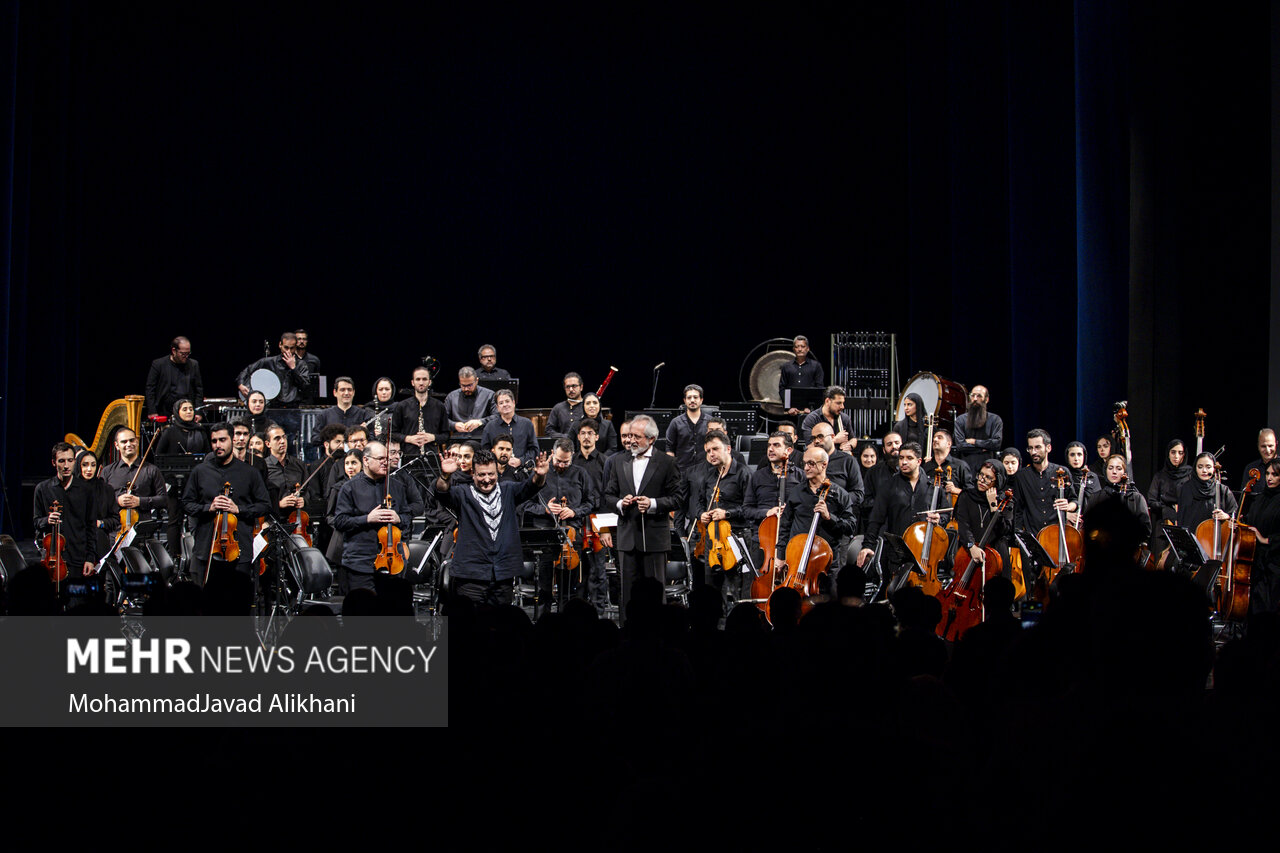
left=373, top=493, right=408, bottom=574
left=902, top=468, right=949, bottom=597
left=778, top=478, right=833, bottom=611
left=695, top=472, right=737, bottom=572
left=552, top=496, right=581, bottom=574
left=936, top=490, right=1012, bottom=641
left=287, top=482, right=312, bottom=546
left=207, top=482, right=240, bottom=583
left=43, top=501, right=68, bottom=585
left=1034, top=468, right=1084, bottom=602
left=117, top=429, right=160, bottom=536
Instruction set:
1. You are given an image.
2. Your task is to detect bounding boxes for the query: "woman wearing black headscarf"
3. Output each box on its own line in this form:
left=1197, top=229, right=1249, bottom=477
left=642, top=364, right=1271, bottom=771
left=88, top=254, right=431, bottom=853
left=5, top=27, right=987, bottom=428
left=1146, top=439, right=1191, bottom=524
left=156, top=399, right=210, bottom=455
left=1097, top=454, right=1153, bottom=539
left=1242, top=459, right=1280, bottom=614
left=74, top=448, right=121, bottom=559
left=892, top=392, right=927, bottom=450
left=1175, top=452, right=1236, bottom=531
left=953, top=459, right=1014, bottom=580
left=1064, top=441, right=1102, bottom=527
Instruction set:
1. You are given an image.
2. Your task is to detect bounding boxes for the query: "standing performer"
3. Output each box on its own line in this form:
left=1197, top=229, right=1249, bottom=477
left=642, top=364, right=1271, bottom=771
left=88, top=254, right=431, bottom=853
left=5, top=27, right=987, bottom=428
left=236, top=331, right=312, bottom=407
left=33, top=443, right=101, bottom=579
left=146, top=336, right=204, bottom=418
left=316, top=376, right=372, bottom=430
left=101, top=428, right=167, bottom=531
left=666, top=384, right=710, bottom=475
left=688, top=430, right=753, bottom=606
left=1146, top=439, right=1191, bottom=524
left=546, top=372, right=586, bottom=439
left=393, top=365, right=448, bottom=462
left=435, top=448, right=549, bottom=607
left=952, top=384, right=1004, bottom=472
left=480, top=389, right=537, bottom=469
left=801, top=386, right=855, bottom=453
left=774, top=446, right=856, bottom=592
left=333, top=442, right=415, bottom=594
left=1010, top=430, right=1077, bottom=537
left=1241, top=429, right=1277, bottom=491
left=522, top=439, right=596, bottom=618
left=603, top=413, right=683, bottom=615
left=476, top=344, right=512, bottom=380
left=781, top=335, right=824, bottom=415
left=444, top=367, right=496, bottom=440
left=181, top=424, right=271, bottom=584
left=1063, top=441, right=1102, bottom=528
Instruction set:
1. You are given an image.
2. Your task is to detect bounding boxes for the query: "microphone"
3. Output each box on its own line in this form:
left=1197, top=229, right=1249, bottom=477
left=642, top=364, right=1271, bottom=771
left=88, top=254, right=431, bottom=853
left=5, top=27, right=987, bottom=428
left=653, top=362, right=665, bottom=371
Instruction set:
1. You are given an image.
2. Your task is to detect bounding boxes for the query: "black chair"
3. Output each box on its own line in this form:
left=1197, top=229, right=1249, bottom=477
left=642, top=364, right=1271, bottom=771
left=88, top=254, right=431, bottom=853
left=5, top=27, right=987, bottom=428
left=144, top=539, right=177, bottom=582
left=0, top=543, right=24, bottom=586
left=120, top=546, right=155, bottom=576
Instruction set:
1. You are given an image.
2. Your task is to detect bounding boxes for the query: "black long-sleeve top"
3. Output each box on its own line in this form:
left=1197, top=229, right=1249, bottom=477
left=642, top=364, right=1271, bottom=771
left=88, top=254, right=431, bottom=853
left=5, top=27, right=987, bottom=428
left=743, top=463, right=804, bottom=524
left=33, top=476, right=100, bottom=570
left=437, top=477, right=544, bottom=582
left=266, top=454, right=311, bottom=519
left=952, top=412, right=1004, bottom=456
left=594, top=418, right=618, bottom=454
left=779, top=358, right=824, bottom=396
left=316, top=405, right=373, bottom=431
left=146, top=356, right=204, bottom=416
left=665, top=411, right=709, bottom=473
left=477, top=366, right=512, bottom=380
left=775, top=480, right=856, bottom=558
left=236, top=355, right=312, bottom=406
left=1097, top=484, right=1154, bottom=539
left=824, top=450, right=865, bottom=516
left=391, top=396, right=449, bottom=458
left=546, top=400, right=585, bottom=439
left=522, top=465, right=596, bottom=530
left=1147, top=464, right=1192, bottom=523
left=1011, top=463, right=1073, bottom=534
left=1174, top=478, right=1237, bottom=530
left=333, top=473, right=414, bottom=573
left=862, top=472, right=932, bottom=548
left=1066, top=467, right=1103, bottom=514
left=481, top=415, right=538, bottom=468
left=156, top=421, right=210, bottom=456
left=954, top=489, right=1013, bottom=551
left=860, top=458, right=897, bottom=531
left=181, top=455, right=272, bottom=563
left=687, top=459, right=752, bottom=527
left=101, top=458, right=168, bottom=513
left=574, top=450, right=606, bottom=503
left=923, top=454, right=974, bottom=497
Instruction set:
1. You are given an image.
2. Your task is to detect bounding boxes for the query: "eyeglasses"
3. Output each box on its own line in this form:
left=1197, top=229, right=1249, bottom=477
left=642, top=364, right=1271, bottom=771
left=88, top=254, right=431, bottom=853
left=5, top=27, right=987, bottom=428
left=803, top=461, right=824, bottom=468
left=366, top=455, right=388, bottom=463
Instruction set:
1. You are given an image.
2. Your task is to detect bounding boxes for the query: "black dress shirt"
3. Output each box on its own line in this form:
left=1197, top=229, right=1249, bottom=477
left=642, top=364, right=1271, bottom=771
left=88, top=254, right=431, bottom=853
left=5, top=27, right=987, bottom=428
left=33, top=476, right=100, bottom=570
left=101, top=458, right=168, bottom=513
left=546, top=400, right=585, bottom=439
left=863, top=472, right=932, bottom=547
left=266, top=454, right=311, bottom=518
left=776, top=480, right=856, bottom=558
left=481, top=415, right=539, bottom=468
left=1011, top=463, right=1073, bottom=534
left=146, top=356, right=204, bottom=416
left=181, top=455, right=272, bottom=564
left=478, top=366, right=512, bottom=380
left=316, top=405, right=373, bottom=431
left=237, top=355, right=312, bottom=406
left=744, top=463, right=804, bottom=524
left=688, top=459, right=752, bottom=526
left=523, top=464, right=596, bottom=531
left=779, top=358, right=825, bottom=396
left=391, top=396, right=449, bottom=458
left=333, top=473, right=414, bottom=574
left=665, top=410, right=709, bottom=473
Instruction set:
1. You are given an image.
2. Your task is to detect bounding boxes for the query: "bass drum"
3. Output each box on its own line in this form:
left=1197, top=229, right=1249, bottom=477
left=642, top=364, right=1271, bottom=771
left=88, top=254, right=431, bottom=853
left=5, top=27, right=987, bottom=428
left=896, top=372, right=967, bottom=432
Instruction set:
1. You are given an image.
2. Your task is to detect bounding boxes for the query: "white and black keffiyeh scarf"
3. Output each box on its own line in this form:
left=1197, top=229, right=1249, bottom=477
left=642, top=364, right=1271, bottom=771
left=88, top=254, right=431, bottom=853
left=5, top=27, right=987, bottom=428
left=469, top=483, right=504, bottom=541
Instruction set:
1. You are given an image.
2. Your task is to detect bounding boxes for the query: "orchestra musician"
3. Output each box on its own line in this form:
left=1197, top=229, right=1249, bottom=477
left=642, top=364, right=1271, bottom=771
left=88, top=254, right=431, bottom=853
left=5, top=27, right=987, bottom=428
left=857, top=442, right=932, bottom=590
left=476, top=344, right=511, bottom=380
left=603, top=413, right=683, bottom=614
left=444, top=366, right=495, bottom=439
left=1241, top=459, right=1280, bottom=615
left=435, top=447, right=549, bottom=608
left=775, top=445, right=856, bottom=591
left=146, top=336, right=203, bottom=418
left=230, top=420, right=270, bottom=482
left=316, top=376, right=371, bottom=430
left=954, top=460, right=1014, bottom=581
left=181, top=423, right=271, bottom=584
left=394, top=365, right=448, bottom=461
left=781, top=335, right=824, bottom=415
left=244, top=391, right=269, bottom=434
left=1010, top=430, right=1077, bottom=539
left=1092, top=436, right=1113, bottom=478
left=952, top=385, right=1004, bottom=471
left=703, top=416, right=747, bottom=466
left=688, top=429, right=752, bottom=605
left=922, top=429, right=973, bottom=500
left=892, top=392, right=927, bottom=450
left=386, top=439, right=427, bottom=520
left=293, top=328, right=320, bottom=403
left=236, top=331, right=312, bottom=407
left=666, top=384, right=709, bottom=475
left=1241, top=428, right=1277, bottom=491
left=480, top=389, right=537, bottom=469
left=1000, top=448, right=1021, bottom=478
left=573, top=419, right=606, bottom=491
left=75, top=450, right=120, bottom=566
left=156, top=399, right=210, bottom=456
left=856, top=442, right=880, bottom=536
left=489, top=435, right=526, bottom=483
left=101, top=428, right=167, bottom=532
left=1174, top=451, right=1236, bottom=530
left=546, top=372, right=586, bottom=439
left=366, top=376, right=398, bottom=440
left=807, top=423, right=864, bottom=574
left=264, top=424, right=310, bottom=521
left=1146, top=439, right=1191, bottom=524
left=308, top=424, right=348, bottom=552
left=333, top=442, right=415, bottom=594
left=1097, top=455, right=1153, bottom=539
left=801, top=386, right=855, bottom=453
left=776, top=423, right=804, bottom=469
left=522, top=438, right=597, bottom=618
left=324, top=449, right=364, bottom=591
left=1063, top=441, right=1102, bottom=527
left=582, top=392, right=617, bottom=454
left=33, top=443, right=101, bottom=579
left=744, top=430, right=803, bottom=532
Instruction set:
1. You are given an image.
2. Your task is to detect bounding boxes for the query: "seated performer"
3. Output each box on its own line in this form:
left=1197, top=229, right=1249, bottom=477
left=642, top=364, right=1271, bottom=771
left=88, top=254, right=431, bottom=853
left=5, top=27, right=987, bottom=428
left=236, top=331, right=312, bottom=407
left=435, top=447, right=548, bottom=608
left=480, top=389, right=537, bottom=469
left=333, top=442, right=416, bottom=594
left=774, top=445, right=856, bottom=593
left=33, top=442, right=101, bottom=579
left=444, top=367, right=495, bottom=439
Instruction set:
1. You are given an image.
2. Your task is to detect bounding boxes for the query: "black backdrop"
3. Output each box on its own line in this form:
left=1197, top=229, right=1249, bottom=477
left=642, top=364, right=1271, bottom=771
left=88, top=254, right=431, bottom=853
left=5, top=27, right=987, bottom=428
left=1, top=2, right=1274, bottom=536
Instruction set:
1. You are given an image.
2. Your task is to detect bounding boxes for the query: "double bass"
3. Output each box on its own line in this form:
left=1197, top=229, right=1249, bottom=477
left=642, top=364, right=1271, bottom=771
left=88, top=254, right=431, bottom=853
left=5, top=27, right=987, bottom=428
left=1034, top=468, right=1083, bottom=602
left=1218, top=468, right=1259, bottom=621
left=936, top=490, right=1012, bottom=641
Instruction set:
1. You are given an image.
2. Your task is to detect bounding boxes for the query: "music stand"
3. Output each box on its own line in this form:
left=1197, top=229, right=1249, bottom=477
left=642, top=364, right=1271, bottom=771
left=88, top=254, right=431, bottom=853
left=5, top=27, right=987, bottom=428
left=783, top=387, right=825, bottom=413
left=478, top=378, right=519, bottom=402
left=875, top=532, right=922, bottom=598
left=1011, top=529, right=1067, bottom=600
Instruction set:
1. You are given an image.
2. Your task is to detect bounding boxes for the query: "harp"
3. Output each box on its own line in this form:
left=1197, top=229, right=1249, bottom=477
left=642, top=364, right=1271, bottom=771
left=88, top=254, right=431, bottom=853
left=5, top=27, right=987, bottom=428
left=66, top=395, right=145, bottom=460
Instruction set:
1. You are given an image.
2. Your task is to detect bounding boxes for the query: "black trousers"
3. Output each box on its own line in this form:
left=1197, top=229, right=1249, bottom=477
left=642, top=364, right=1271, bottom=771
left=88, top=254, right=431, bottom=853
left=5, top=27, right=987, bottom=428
left=618, top=549, right=667, bottom=623
left=453, top=578, right=515, bottom=608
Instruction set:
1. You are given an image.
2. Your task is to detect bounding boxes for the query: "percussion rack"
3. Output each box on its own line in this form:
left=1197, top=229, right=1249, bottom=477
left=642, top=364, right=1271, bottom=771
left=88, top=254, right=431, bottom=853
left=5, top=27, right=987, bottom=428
left=831, top=332, right=898, bottom=439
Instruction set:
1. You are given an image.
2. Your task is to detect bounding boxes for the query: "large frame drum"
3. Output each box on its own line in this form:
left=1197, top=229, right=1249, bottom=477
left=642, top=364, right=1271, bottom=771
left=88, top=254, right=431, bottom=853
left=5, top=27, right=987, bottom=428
left=895, top=372, right=967, bottom=432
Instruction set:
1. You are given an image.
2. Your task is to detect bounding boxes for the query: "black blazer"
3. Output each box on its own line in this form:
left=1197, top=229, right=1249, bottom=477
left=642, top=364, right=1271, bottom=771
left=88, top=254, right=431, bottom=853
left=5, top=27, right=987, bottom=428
left=603, top=450, right=684, bottom=552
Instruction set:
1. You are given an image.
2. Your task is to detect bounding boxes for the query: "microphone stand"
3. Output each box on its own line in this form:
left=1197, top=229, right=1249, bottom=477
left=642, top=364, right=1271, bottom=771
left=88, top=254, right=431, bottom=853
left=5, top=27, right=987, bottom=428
left=650, top=363, right=664, bottom=409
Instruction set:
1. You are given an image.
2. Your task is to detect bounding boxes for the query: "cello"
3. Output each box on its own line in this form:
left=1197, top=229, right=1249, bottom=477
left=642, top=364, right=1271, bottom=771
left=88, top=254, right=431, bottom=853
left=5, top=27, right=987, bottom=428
left=1034, top=468, right=1083, bottom=602
left=1194, top=461, right=1230, bottom=567
left=1218, top=468, right=1259, bottom=621
left=777, top=478, right=833, bottom=608
left=936, top=489, right=1012, bottom=641
left=751, top=457, right=790, bottom=618
left=903, top=468, right=949, bottom=596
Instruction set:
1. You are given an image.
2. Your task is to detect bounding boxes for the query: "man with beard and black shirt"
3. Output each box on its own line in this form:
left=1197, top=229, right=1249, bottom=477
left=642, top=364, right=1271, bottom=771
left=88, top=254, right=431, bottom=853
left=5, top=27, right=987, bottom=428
left=292, top=329, right=320, bottom=404
left=481, top=389, right=537, bottom=470
left=743, top=431, right=803, bottom=579
left=522, top=438, right=598, bottom=618
left=776, top=423, right=805, bottom=469
left=863, top=431, right=903, bottom=525
left=1241, top=429, right=1277, bottom=491
left=182, top=424, right=272, bottom=584
left=923, top=429, right=973, bottom=501
left=952, top=385, right=1003, bottom=472
left=546, top=372, right=586, bottom=440
left=781, top=335, right=825, bottom=416
left=316, top=377, right=371, bottom=431
left=476, top=344, right=511, bottom=380
left=857, top=442, right=933, bottom=595
left=666, top=384, right=709, bottom=475
left=236, top=332, right=312, bottom=407
left=146, top=336, right=204, bottom=418
left=436, top=448, right=548, bottom=607
left=1011, top=429, right=1076, bottom=537
left=101, top=428, right=167, bottom=532
left=774, top=446, right=856, bottom=596
left=394, top=365, right=449, bottom=463
left=307, top=423, right=347, bottom=552
left=801, top=386, right=856, bottom=454
left=333, top=442, right=415, bottom=594
left=265, top=424, right=310, bottom=521
left=688, top=430, right=752, bottom=602
left=444, top=367, right=495, bottom=440
left=489, top=435, right=526, bottom=483
left=33, top=442, right=101, bottom=580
